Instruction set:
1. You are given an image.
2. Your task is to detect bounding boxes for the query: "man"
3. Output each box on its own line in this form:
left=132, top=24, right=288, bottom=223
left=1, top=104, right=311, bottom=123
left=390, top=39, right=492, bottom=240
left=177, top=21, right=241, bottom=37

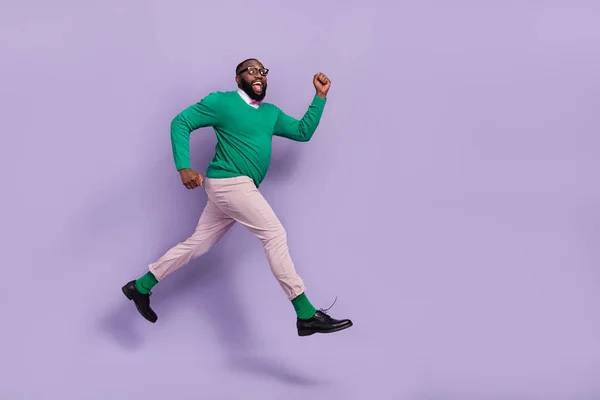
left=122, top=58, right=353, bottom=337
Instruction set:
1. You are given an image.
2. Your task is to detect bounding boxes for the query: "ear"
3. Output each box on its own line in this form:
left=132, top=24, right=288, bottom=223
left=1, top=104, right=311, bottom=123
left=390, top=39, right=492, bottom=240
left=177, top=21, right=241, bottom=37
left=235, top=75, right=241, bottom=85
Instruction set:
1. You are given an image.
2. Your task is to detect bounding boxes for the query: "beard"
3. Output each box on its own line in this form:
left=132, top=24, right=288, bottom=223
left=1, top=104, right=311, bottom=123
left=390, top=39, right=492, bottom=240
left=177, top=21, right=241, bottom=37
left=240, top=79, right=267, bottom=101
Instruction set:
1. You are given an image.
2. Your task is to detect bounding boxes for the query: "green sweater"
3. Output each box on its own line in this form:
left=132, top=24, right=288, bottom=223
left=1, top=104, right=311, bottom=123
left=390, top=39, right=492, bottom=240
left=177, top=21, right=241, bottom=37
left=170, top=90, right=327, bottom=187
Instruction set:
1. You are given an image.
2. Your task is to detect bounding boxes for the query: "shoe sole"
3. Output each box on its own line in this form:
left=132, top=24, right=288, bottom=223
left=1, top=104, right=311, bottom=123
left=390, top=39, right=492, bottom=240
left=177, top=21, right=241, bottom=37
left=298, top=321, right=353, bottom=337
left=122, top=285, right=157, bottom=323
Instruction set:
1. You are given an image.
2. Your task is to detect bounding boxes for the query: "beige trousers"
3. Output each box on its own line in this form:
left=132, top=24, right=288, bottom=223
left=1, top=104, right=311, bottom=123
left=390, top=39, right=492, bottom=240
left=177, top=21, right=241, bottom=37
left=149, top=176, right=306, bottom=300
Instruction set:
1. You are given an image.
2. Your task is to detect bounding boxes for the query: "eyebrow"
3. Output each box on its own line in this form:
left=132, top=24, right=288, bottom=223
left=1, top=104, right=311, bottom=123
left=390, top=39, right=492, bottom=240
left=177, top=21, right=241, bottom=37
left=237, top=63, right=265, bottom=75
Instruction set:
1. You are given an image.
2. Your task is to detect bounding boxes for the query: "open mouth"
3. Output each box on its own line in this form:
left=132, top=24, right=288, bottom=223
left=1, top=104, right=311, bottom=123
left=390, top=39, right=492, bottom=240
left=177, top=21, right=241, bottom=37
left=251, top=81, right=263, bottom=93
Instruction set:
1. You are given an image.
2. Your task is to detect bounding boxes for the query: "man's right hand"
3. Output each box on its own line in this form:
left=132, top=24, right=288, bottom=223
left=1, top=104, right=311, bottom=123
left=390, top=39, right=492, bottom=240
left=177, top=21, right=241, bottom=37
left=179, top=168, right=204, bottom=189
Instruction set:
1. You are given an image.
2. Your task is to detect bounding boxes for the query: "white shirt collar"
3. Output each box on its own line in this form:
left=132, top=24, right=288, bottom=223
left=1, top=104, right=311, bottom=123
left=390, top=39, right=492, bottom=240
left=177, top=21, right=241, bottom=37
left=237, top=89, right=260, bottom=109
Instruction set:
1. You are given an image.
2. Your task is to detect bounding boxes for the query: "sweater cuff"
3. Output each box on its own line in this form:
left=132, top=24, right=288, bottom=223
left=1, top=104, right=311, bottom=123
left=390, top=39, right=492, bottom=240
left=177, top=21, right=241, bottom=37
left=175, top=161, right=191, bottom=171
left=312, top=94, right=327, bottom=106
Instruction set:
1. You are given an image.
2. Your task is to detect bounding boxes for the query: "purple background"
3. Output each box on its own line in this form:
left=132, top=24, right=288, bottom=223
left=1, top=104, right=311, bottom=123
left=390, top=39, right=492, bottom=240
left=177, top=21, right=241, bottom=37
left=2, top=0, right=600, bottom=398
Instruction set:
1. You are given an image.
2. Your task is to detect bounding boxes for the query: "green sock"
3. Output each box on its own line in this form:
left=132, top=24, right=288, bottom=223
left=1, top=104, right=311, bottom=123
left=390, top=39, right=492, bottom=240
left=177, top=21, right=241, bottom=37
left=291, top=292, right=317, bottom=320
left=135, top=271, right=158, bottom=294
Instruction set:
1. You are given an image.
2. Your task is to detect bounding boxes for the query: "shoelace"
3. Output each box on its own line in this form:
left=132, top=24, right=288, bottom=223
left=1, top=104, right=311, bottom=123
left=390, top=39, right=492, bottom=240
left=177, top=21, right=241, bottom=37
left=317, top=296, right=338, bottom=318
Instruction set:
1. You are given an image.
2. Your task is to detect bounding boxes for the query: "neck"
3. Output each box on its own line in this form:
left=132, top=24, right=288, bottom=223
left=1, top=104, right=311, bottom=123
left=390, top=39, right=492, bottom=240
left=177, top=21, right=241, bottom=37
left=238, top=88, right=263, bottom=105
left=238, top=85, right=264, bottom=102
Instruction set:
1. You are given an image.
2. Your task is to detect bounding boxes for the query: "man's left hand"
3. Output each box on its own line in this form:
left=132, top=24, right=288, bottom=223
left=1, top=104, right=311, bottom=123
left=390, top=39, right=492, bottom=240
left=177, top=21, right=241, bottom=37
left=313, top=72, right=331, bottom=98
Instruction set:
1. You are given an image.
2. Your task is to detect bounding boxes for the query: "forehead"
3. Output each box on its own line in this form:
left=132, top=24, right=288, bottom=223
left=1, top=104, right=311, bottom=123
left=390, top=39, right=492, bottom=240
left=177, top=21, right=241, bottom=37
left=243, top=59, right=264, bottom=69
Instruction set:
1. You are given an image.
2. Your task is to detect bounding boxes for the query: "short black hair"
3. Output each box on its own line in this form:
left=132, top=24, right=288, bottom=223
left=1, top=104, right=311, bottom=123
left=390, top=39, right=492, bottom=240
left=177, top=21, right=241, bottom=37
left=236, top=58, right=259, bottom=75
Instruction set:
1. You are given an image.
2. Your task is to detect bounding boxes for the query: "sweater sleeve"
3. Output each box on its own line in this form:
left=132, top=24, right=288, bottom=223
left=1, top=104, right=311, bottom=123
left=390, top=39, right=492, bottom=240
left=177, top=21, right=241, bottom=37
left=272, top=95, right=327, bottom=142
left=171, top=92, right=221, bottom=170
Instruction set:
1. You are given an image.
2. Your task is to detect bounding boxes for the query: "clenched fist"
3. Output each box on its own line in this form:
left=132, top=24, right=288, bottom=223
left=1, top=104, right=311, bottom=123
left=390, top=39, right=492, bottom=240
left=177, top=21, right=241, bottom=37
left=179, top=168, right=204, bottom=189
left=313, top=72, right=331, bottom=98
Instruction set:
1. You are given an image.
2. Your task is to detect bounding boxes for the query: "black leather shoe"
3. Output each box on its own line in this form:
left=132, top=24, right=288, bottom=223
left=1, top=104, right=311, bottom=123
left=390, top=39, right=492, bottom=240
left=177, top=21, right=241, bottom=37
left=297, top=310, right=353, bottom=336
left=122, top=280, right=158, bottom=323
